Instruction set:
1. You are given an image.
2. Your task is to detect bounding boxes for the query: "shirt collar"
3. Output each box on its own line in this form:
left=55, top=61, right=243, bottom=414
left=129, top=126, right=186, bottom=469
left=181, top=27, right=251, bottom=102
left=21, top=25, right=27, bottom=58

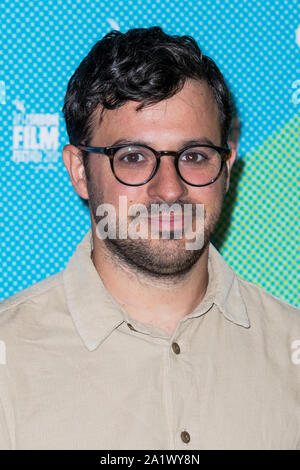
left=200, top=241, right=250, bottom=329
left=63, top=229, right=250, bottom=351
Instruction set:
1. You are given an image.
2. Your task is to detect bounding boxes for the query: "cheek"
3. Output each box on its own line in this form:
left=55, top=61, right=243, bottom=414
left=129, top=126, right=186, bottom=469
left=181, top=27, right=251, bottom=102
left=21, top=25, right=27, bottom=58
left=101, top=171, right=147, bottom=209
left=189, top=183, right=220, bottom=204
left=189, top=179, right=226, bottom=216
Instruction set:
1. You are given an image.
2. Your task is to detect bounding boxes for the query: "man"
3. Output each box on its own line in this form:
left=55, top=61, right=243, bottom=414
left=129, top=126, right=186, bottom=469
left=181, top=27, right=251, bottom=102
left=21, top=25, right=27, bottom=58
left=0, top=27, right=299, bottom=450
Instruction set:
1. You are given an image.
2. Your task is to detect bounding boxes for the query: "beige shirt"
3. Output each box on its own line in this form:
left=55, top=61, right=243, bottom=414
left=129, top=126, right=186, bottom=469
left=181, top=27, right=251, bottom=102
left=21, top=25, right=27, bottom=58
left=0, top=229, right=299, bottom=450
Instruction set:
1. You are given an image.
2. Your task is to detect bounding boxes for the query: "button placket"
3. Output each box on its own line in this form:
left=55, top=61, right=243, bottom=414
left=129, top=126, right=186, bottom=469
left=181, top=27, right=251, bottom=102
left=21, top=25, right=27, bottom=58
left=171, top=341, right=192, bottom=447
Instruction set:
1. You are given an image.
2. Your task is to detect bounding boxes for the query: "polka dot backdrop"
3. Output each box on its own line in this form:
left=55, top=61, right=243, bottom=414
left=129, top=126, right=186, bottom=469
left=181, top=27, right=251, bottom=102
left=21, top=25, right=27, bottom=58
left=0, top=0, right=299, bottom=305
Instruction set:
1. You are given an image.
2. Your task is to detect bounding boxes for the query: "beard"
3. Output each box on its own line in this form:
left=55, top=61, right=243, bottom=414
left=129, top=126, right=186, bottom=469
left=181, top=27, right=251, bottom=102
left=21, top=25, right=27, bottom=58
left=86, top=176, right=226, bottom=280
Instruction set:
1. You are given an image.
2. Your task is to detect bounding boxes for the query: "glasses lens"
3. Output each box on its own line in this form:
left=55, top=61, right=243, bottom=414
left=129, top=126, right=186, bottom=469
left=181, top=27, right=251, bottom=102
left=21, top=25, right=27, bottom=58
left=178, top=146, right=222, bottom=185
left=113, top=145, right=156, bottom=184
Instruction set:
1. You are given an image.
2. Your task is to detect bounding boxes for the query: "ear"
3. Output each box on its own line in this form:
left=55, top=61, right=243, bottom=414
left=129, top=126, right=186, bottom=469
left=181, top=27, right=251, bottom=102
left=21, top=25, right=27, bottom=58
left=224, top=140, right=237, bottom=193
left=62, top=144, right=89, bottom=200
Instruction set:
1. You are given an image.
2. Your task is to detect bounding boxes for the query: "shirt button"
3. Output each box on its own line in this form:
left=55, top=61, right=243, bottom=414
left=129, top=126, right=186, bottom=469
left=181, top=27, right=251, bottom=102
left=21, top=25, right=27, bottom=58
left=181, top=431, right=191, bottom=444
left=172, top=342, right=181, bottom=354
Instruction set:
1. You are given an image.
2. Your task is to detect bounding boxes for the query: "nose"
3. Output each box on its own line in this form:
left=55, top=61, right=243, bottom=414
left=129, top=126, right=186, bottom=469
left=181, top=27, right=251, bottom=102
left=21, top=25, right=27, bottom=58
left=146, top=155, right=188, bottom=203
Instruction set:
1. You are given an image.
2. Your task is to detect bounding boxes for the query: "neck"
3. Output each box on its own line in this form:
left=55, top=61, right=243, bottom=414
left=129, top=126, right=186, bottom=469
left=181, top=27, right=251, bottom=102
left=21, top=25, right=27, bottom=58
left=91, top=227, right=209, bottom=336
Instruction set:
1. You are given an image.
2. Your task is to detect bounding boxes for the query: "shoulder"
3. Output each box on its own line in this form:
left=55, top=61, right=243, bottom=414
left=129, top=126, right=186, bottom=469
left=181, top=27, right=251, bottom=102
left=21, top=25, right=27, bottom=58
left=0, top=271, right=65, bottom=327
left=238, top=275, right=300, bottom=332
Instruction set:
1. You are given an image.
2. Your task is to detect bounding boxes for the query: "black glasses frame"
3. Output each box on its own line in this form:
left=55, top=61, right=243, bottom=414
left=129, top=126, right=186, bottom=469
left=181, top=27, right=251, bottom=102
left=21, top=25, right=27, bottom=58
left=75, top=142, right=231, bottom=187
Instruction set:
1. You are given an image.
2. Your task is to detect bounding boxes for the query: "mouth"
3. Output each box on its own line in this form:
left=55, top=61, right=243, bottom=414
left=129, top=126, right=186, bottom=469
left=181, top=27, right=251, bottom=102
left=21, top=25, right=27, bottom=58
left=147, top=214, right=186, bottom=231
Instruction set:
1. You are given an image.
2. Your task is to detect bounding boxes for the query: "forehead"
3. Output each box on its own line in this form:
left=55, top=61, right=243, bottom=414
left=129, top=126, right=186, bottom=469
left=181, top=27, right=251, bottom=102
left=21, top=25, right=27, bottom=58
left=92, top=79, right=221, bottom=145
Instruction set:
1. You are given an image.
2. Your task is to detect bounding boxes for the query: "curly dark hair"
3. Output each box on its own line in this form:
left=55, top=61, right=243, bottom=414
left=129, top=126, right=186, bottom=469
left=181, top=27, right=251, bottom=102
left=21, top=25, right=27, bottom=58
left=62, top=26, right=234, bottom=178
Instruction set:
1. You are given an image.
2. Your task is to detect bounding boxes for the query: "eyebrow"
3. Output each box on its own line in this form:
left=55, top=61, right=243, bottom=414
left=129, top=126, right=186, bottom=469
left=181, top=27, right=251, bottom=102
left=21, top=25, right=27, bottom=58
left=110, top=136, right=217, bottom=148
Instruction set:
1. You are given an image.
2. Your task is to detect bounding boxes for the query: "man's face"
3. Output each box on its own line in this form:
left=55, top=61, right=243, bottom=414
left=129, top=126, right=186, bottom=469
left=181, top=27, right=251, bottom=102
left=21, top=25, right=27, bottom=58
left=83, top=79, right=234, bottom=278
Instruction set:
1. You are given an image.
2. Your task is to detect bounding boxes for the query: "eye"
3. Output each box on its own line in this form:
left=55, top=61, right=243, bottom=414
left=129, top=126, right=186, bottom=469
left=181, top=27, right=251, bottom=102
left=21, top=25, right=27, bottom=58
left=120, top=152, right=145, bottom=163
left=180, top=152, right=206, bottom=163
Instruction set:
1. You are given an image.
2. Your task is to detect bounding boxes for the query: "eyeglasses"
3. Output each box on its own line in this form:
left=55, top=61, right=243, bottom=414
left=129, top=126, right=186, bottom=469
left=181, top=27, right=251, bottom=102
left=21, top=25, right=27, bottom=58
left=75, top=142, right=231, bottom=187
